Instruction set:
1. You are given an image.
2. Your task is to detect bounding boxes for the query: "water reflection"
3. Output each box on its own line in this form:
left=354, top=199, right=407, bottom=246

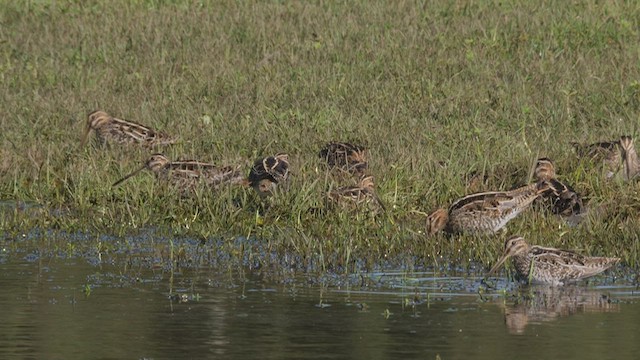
left=499, top=285, right=620, bottom=334
left=1, top=247, right=639, bottom=359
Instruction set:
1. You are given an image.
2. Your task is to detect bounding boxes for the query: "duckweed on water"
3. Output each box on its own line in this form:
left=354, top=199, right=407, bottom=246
left=2, top=1, right=640, bottom=274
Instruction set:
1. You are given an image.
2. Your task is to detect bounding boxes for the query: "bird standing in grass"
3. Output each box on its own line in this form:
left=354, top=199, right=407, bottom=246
left=327, top=175, right=385, bottom=212
left=319, top=142, right=368, bottom=176
left=248, top=153, right=290, bottom=197
left=620, top=136, right=639, bottom=181
left=81, top=110, right=177, bottom=148
left=533, top=158, right=584, bottom=219
left=113, top=153, right=245, bottom=192
left=570, top=138, right=622, bottom=179
left=426, top=181, right=552, bottom=235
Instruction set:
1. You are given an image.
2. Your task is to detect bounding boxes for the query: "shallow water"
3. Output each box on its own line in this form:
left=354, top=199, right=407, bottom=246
left=1, top=240, right=639, bottom=360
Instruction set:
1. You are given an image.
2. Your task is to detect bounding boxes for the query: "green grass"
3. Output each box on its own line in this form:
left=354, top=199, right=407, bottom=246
left=1, top=0, right=640, bottom=272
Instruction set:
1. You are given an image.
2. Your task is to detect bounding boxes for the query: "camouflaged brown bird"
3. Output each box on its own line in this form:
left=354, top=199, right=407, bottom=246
left=570, top=138, right=622, bottom=179
left=113, top=153, right=245, bottom=193
left=319, top=142, right=368, bottom=176
left=327, top=175, right=385, bottom=212
left=426, top=181, right=553, bottom=235
left=488, top=236, right=620, bottom=285
left=248, top=153, right=290, bottom=197
left=81, top=110, right=177, bottom=148
left=533, top=158, right=584, bottom=218
left=620, top=136, right=640, bottom=181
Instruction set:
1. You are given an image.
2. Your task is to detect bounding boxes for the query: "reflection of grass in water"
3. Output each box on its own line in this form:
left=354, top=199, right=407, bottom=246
left=1, top=1, right=640, bottom=273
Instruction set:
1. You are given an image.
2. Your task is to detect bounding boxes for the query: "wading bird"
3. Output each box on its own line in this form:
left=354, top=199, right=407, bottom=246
left=81, top=110, right=177, bottom=148
left=426, top=181, right=552, bottom=235
left=487, top=236, right=619, bottom=285
left=248, top=153, right=290, bottom=197
left=113, top=153, right=245, bottom=192
left=534, top=158, right=584, bottom=218
left=570, top=138, right=622, bottom=179
left=327, top=175, right=385, bottom=212
left=319, top=142, right=368, bottom=176
left=620, top=136, right=639, bottom=181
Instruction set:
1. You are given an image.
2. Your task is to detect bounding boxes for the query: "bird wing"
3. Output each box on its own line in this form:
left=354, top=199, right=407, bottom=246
left=532, top=246, right=618, bottom=280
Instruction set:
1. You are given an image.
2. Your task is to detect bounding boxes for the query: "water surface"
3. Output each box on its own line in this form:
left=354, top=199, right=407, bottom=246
left=0, top=237, right=638, bottom=359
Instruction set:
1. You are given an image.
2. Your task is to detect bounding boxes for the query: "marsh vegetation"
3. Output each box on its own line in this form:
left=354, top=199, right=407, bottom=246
left=2, top=1, right=640, bottom=274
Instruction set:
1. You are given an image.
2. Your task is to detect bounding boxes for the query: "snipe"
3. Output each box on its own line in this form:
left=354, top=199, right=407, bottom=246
left=465, top=170, right=490, bottom=193
left=81, top=110, right=177, bottom=148
left=426, top=181, right=552, bottom=235
left=319, top=142, right=368, bottom=175
left=248, top=153, right=290, bottom=196
left=327, top=175, right=385, bottom=211
left=488, top=236, right=620, bottom=285
left=571, top=138, right=622, bottom=179
left=534, top=158, right=584, bottom=218
left=113, top=153, right=245, bottom=192
left=620, top=136, right=639, bottom=180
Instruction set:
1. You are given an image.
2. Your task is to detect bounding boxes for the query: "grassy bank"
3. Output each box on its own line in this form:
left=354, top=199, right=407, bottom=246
left=1, top=0, right=640, bottom=272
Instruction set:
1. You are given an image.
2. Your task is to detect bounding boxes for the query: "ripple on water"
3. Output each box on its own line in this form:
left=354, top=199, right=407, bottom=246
left=0, top=229, right=637, bottom=359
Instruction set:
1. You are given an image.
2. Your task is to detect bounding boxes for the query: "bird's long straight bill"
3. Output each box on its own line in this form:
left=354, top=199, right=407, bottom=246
left=487, top=254, right=511, bottom=276
left=112, top=165, right=147, bottom=187
left=373, top=193, right=387, bottom=212
left=79, top=123, right=92, bottom=148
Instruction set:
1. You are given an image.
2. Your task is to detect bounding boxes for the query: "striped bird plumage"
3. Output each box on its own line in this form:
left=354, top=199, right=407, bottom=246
left=620, top=136, right=639, bottom=181
left=488, top=236, right=620, bottom=285
left=319, top=142, right=368, bottom=176
left=427, top=181, right=552, bottom=235
left=81, top=110, right=177, bottom=148
left=248, top=153, right=290, bottom=196
left=571, top=138, right=622, bottom=179
left=327, top=175, right=385, bottom=211
left=534, top=158, right=584, bottom=218
left=113, top=153, right=245, bottom=192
